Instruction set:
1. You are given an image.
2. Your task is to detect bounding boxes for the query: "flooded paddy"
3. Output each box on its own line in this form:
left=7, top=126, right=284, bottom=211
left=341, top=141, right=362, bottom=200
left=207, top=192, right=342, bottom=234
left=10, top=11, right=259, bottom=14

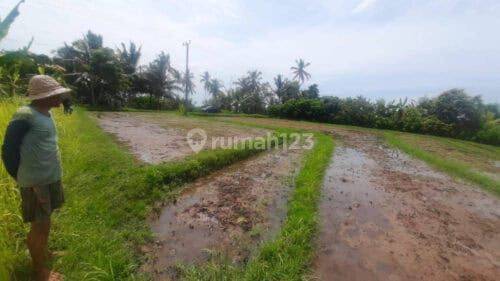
left=142, top=148, right=304, bottom=280
left=313, top=130, right=500, bottom=281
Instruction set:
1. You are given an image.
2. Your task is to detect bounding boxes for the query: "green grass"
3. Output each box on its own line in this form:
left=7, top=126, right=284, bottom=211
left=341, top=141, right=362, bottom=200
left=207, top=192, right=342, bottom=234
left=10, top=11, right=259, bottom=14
left=384, top=131, right=500, bottom=195
left=0, top=98, right=25, bottom=281
left=0, top=100, right=276, bottom=280
left=181, top=133, right=335, bottom=281
left=243, top=133, right=334, bottom=280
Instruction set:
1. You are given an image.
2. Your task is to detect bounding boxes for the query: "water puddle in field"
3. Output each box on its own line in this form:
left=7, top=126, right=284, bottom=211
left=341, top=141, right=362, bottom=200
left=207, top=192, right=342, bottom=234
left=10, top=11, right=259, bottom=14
left=142, top=148, right=304, bottom=280
left=313, top=131, right=500, bottom=281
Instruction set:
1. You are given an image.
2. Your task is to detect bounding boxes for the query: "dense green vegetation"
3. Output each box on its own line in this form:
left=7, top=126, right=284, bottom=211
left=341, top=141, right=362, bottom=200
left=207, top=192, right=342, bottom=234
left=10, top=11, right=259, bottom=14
left=0, top=99, right=22, bottom=280
left=1, top=31, right=188, bottom=110
left=268, top=92, right=499, bottom=145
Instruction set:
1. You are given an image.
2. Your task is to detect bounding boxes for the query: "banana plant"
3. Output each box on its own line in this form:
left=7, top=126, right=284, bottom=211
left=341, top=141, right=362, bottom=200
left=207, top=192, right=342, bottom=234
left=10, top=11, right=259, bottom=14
left=0, top=0, right=25, bottom=43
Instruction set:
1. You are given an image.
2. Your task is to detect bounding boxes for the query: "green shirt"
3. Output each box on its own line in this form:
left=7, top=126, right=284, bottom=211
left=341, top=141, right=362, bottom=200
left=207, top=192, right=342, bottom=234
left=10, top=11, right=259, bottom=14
left=15, top=106, right=62, bottom=188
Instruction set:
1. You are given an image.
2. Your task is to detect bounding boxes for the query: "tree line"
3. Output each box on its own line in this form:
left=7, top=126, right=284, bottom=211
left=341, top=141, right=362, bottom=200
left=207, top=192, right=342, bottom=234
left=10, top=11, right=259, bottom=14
left=1, top=2, right=191, bottom=109
left=268, top=91, right=499, bottom=145
left=0, top=1, right=498, bottom=145
left=1, top=33, right=188, bottom=110
left=199, top=63, right=499, bottom=145
left=200, top=58, right=318, bottom=114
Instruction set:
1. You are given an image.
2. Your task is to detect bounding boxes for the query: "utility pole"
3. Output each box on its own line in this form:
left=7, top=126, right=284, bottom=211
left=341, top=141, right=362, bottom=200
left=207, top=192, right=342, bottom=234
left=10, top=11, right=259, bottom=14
left=183, top=40, right=191, bottom=111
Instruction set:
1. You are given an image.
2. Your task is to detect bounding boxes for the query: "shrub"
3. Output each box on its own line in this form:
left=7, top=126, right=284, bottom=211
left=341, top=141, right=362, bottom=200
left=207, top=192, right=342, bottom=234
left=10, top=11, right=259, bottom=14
left=275, top=98, right=326, bottom=121
left=267, top=89, right=498, bottom=145
left=334, top=96, right=375, bottom=127
left=374, top=116, right=396, bottom=129
left=267, top=104, right=281, bottom=117
left=400, top=107, right=423, bottom=132
left=128, top=96, right=178, bottom=110
left=421, top=116, right=453, bottom=136
left=475, top=119, right=500, bottom=145
left=435, top=89, right=484, bottom=136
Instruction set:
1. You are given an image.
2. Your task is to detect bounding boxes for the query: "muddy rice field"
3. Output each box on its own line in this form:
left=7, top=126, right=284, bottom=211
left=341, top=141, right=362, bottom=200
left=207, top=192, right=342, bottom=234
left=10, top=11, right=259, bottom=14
left=93, top=112, right=267, bottom=164
left=97, top=112, right=500, bottom=281
left=313, top=129, right=500, bottom=281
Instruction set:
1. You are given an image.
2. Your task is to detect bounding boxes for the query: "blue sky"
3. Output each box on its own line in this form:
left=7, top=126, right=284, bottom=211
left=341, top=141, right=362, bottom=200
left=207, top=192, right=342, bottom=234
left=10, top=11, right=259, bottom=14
left=1, top=0, right=499, bottom=104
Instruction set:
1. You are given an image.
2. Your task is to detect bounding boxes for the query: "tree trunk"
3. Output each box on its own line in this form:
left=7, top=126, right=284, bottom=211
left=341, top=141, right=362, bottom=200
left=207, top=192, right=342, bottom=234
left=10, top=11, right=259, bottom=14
left=90, top=82, right=96, bottom=106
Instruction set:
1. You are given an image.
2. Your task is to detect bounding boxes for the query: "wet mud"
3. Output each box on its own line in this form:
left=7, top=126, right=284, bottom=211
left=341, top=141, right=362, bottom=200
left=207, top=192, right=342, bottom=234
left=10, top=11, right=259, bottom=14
left=94, top=112, right=190, bottom=163
left=93, top=112, right=266, bottom=164
left=313, top=130, right=500, bottom=281
left=143, top=148, right=304, bottom=280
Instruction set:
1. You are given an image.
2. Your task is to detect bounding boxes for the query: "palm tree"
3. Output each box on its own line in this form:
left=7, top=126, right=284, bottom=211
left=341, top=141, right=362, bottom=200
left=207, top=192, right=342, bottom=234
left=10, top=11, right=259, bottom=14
left=247, top=70, right=262, bottom=89
left=209, top=78, right=223, bottom=98
left=89, top=48, right=126, bottom=108
left=72, top=31, right=103, bottom=57
left=274, top=74, right=285, bottom=93
left=200, top=71, right=211, bottom=96
left=54, top=31, right=106, bottom=106
left=291, top=58, right=311, bottom=85
left=117, top=42, right=142, bottom=100
left=144, top=52, right=182, bottom=109
left=233, top=70, right=267, bottom=114
left=117, top=42, right=142, bottom=74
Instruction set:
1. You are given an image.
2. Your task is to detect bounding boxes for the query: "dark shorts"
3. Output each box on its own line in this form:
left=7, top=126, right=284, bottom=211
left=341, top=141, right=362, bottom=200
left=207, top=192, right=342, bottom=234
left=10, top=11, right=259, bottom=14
left=21, top=181, right=64, bottom=223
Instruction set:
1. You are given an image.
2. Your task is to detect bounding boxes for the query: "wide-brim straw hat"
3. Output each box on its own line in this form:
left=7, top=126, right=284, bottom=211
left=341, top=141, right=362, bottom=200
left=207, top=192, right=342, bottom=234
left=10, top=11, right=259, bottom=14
left=28, top=75, right=71, bottom=100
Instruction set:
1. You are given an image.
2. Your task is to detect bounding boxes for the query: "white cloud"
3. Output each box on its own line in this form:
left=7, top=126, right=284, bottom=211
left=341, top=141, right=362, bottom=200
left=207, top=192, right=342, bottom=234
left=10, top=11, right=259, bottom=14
left=1, top=0, right=499, bottom=103
left=352, top=0, right=377, bottom=14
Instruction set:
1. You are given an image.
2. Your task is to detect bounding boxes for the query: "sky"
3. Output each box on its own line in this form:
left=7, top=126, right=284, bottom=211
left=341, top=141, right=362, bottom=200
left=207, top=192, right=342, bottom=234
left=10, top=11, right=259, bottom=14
left=1, top=0, right=499, bottom=104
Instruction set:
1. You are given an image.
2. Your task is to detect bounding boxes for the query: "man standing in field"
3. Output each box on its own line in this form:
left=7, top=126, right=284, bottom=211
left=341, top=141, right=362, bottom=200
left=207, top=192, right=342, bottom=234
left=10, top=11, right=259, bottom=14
left=1, top=75, right=70, bottom=281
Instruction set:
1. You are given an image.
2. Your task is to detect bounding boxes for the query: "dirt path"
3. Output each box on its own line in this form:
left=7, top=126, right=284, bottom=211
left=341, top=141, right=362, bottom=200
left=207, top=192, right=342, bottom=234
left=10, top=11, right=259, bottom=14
left=143, top=148, right=304, bottom=280
left=313, top=130, right=500, bottom=281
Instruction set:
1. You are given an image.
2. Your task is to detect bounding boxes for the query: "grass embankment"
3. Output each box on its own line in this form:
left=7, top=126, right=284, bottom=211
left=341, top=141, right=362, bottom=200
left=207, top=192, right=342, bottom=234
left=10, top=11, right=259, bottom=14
left=384, top=131, right=500, bottom=195
left=182, top=132, right=334, bottom=280
left=244, top=133, right=334, bottom=280
left=0, top=100, right=273, bottom=280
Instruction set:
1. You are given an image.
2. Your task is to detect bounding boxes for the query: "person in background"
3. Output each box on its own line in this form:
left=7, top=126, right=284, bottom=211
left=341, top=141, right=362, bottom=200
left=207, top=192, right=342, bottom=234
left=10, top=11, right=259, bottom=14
left=1, top=75, right=70, bottom=281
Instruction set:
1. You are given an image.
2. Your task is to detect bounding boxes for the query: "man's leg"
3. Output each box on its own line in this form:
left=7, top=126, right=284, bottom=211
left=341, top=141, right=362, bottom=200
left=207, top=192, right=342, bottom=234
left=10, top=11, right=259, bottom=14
left=27, top=219, right=51, bottom=281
